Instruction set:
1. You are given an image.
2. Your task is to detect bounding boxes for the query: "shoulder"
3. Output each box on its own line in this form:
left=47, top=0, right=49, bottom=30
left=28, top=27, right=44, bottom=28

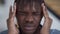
left=50, top=29, right=60, bottom=34
left=0, top=29, right=60, bottom=34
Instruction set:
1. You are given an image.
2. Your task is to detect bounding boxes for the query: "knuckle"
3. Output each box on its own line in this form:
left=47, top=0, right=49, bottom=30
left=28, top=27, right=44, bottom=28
left=47, top=17, right=52, bottom=22
left=49, top=17, right=52, bottom=22
left=7, top=18, right=12, bottom=22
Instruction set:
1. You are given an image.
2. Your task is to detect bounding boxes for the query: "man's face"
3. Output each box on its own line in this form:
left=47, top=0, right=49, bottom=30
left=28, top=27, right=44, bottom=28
left=16, top=2, right=43, bottom=34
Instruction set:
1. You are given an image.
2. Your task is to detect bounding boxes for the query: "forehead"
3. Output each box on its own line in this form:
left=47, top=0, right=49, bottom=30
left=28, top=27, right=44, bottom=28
left=16, top=2, right=42, bottom=12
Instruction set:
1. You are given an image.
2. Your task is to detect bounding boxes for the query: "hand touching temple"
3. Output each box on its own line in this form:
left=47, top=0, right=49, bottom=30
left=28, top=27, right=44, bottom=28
left=7, top=0, right=52, bottom=34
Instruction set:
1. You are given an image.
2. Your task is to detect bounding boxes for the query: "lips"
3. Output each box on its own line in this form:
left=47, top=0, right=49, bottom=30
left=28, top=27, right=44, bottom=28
left=25, top=27, right=34, bottom=30
left=24, top=25, right=35, bottom=30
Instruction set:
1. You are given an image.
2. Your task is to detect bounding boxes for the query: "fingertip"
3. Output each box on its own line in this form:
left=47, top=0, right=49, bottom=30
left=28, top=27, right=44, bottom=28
left=9, top=5, right=13, bottom=15
left=41, top=3, right=44, bottom=7
left=10, top=6, right=12, bottom=12
left=41, top=3, right=45, bottom=10
left=13, top=3, right=16, bottom=12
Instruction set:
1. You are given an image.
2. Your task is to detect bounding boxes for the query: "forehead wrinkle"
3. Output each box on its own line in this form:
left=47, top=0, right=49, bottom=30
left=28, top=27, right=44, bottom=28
left=32, top=2, right=41, bottom=12
left=24, top=4, right=30, bottom=11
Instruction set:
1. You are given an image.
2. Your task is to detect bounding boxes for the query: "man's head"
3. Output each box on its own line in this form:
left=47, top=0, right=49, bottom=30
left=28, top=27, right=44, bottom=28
left=15, top=0, right=44, bottom=34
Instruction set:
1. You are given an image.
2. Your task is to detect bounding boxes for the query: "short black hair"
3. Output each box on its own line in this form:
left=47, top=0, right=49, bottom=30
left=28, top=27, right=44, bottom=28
left=15, top=0, right=44, bottom=16
left=14, top=0, right=44, bottom=5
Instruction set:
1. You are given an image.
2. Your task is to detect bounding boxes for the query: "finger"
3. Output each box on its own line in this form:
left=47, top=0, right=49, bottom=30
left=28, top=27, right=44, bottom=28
left=7, top=3, right=16, bottom=25
left=9, top=3, right=16, bottom=20
left=7, top=3, right=19, bottom=34
left=9, top=6, right=13, bottom=18
left=12, top=3, right=16, bottom=17
left=8, top=3, right=16, bottom=23
left=41, top=3, right=49, bottom=18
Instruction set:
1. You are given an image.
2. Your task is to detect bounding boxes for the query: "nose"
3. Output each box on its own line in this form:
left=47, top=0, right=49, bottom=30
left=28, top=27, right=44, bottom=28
left=25, top=15, right=34, bottom=23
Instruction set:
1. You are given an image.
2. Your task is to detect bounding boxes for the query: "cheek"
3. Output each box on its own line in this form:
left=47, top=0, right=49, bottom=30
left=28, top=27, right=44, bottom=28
left=16, top=15, right=25, bottom=25
left=34, top=16, right=42, bottom=24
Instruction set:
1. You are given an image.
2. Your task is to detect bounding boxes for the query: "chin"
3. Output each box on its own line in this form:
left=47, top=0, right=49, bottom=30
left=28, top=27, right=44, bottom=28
left=23, top=27, right=36, bottom=34
left=23, top=30, right=35, bottom=34
left=22, top=27, right=36, bottom=34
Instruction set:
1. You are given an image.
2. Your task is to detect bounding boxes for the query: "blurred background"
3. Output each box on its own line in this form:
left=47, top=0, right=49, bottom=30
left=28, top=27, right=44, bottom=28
left=0, top=0, right=60, bottom=34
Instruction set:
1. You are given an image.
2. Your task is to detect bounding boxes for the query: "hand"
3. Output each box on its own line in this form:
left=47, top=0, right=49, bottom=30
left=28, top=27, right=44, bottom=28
left=40, top=3, right=52, bottom=34
left=7, top=3, right=19, bottom=34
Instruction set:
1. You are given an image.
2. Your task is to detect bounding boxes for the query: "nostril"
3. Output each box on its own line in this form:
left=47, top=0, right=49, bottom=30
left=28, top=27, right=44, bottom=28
left=25, top=15, right=34, bottom=23
left=25, top=18, right=34, bottom=24
left=26, top=18, right=34, bottom=22
left=25, top=21, right=33, bottom=24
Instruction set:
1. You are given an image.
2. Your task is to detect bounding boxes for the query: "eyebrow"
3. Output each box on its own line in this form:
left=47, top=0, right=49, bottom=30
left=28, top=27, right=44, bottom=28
left=17, top=8, right=41, bottom=13
left=16, top=10, right=28, bottom=14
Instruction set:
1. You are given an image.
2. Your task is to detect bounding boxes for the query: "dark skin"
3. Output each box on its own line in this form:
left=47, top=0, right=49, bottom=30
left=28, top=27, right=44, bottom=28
left=7, top=2, right=52, bottom=34
left=16, top=2, right=43, bottom=34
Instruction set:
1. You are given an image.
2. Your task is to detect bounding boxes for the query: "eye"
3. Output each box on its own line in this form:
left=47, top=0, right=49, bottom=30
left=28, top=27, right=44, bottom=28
left=16, top=11, right=27, bottom=16
left=35, top=13, right=40, bottom=15
left=33, top=12, right=41, bottom=16
left=19, top=12, right=26, bottom=15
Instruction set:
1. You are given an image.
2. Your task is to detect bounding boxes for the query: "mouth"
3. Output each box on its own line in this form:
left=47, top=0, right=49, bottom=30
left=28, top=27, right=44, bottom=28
left=25, top=27, right=34, bottom=30
left=24, top=25, right=35, bottom=30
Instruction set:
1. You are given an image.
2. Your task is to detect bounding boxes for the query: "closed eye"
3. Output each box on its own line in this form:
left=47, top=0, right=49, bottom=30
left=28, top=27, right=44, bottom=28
left=16, top=11, right=27, bottom=16
left=33, top=12, right=41, bottom=16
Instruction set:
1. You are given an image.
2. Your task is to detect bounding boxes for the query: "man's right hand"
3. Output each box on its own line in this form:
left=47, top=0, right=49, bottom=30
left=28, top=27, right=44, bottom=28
left=7, top=3, right=19, bottom=34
